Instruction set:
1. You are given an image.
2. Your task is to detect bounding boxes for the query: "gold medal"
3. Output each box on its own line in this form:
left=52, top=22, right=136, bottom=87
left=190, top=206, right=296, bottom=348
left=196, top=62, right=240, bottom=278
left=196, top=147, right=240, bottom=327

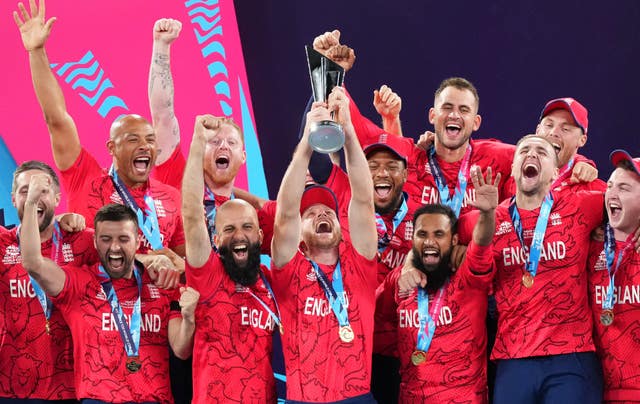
left=339, top=325, right=354, bottom=343
left=279, top=323, right=284, bottom=335
left=45, top=319, right=50, bottom=335
left=411, top=350, right=427, bottom=366
left=126, top=357, right=142, bottom=373
left=522, top=273, right=534, bottom=288
left=600, top=309, right=614, bottom=326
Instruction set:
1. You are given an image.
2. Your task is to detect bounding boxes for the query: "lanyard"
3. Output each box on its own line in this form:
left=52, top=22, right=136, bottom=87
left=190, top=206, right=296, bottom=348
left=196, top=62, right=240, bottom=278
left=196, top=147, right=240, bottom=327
left=109, top=166, right=163, bottom=250
left=17, top=221, right=63, bottom=330
left=309, top=260, right=349, bottom=327
left=375, top=193, right=409, bottom=253
left=427, top=144, right=472, bottom=216
left=415, top=283, right=448, bottom=354
left=203, top=186, right=234, bottom=248
left=551, top=158, right=575, bottom=189
left=244, top=270, right=283, bottom=333
left=98, top=264, right=142, bottom=360
left=602, top=224, right=634, bottom=311
left=509, top=193, right=554, bottom=279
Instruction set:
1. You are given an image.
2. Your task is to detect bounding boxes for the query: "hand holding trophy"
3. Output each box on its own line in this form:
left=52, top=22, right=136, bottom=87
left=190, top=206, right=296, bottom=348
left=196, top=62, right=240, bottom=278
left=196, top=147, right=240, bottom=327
left=305, top=45, right=345, bottom=153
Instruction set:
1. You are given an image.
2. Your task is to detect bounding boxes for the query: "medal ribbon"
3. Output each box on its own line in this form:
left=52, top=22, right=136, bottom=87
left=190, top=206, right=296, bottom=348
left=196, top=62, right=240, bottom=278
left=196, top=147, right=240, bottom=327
left=17, top=221, right=63, bottom=325
left=309, top=260, right=350, bottom=327
left=109, top=166, right=163, bottom=250
left=374, top=193, right=409, bottom=253
left=551, top=158, right=574, bottom=189
left=602, top=224, right=635, bottom=311
left=243, top=270, right=283, bottom=332
left=98, top=264, right=142, bottom=360
left=415, top=283, right=447, bottom=353
left=203, top=186, right=234, bottom=248
left=509, top=193, right=554, bottom=279
left=427, top=144, right=472, bottom=217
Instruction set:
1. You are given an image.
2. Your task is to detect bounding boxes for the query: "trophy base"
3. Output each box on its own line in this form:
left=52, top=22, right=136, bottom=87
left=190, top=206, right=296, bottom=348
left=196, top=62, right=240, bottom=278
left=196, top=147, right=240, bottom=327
left=308, top=120, right=345, bottom=153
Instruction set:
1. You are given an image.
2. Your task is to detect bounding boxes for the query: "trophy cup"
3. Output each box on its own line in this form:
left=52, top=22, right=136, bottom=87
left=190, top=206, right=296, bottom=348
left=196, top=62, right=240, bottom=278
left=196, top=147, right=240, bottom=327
left=305, top=46, right=345, bottom=153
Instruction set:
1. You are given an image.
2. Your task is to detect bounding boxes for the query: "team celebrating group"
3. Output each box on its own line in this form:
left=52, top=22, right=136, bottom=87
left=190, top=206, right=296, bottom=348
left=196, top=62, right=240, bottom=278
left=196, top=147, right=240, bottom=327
left=4, top=1, right=640, bottom=403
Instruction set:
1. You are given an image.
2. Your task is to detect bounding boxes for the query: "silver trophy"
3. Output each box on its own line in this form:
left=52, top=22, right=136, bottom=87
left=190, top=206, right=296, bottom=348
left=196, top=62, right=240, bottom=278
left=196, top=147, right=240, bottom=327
left=306, top=46, right=345, bottom=153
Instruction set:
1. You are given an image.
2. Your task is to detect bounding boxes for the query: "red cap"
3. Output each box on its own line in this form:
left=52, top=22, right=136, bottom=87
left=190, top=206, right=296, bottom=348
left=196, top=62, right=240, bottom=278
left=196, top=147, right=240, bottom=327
left=362, top=133, right=409, bottom=164
left=540, top=97, right=588, bottom=134
left=610, top=149, right=640, bottom=176
left=300, top=185, right=339, bottom=215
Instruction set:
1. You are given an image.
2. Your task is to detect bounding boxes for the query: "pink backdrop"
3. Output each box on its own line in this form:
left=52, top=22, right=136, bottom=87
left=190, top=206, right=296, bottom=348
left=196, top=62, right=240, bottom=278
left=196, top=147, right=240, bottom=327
left=0, top=0, right=268, bottom=225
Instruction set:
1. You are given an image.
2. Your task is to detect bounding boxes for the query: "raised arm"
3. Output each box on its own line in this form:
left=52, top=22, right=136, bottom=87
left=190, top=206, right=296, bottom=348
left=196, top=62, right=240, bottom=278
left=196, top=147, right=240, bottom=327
left=19, top=173, right=66, bottom=296
left=181, top=115, right=215, bottom=267
left=168, top=286, right=199, bottom=359
left=329, top=87, right=377, bottom=260
left=148, top=18, right=182, bottom=165
left=15, top=0, right=80, bottom=171
left=373, top=85, right=403, bottom=136
left=468, top=166, right=500, bottom=246
left=271, top=104, right=329, bottom=267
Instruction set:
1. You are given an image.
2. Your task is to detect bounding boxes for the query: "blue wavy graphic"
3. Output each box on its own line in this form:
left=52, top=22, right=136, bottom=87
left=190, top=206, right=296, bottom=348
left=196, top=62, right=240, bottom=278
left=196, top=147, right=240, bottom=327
left=51, top=51, right=129, bottom=119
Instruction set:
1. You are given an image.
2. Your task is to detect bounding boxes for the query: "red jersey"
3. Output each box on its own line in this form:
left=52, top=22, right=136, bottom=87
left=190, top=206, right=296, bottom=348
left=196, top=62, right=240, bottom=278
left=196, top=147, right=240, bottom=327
left=0, top=227, right=96, bottom=399
left=186, top=251, right=277, bottom=403
left=347, top=96, right=515, bottom=216
left=60, top=148, right=185, bottom=253
left=588, top=239, right=640, bottom=402
left=270, top=241, right=378, bottom=402
left=376, top=241, right=493, bottom=403
left=486, top=191, right=604, bottom=360
left=50, top=264, right=180, bottom=403
left=152, top=146, right=186, bottom=190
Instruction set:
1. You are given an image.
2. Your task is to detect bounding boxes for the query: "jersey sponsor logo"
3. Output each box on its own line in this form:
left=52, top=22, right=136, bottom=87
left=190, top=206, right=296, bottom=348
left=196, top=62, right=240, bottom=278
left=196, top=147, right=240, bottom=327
left=240, top=306, right=275, bottom=331
left=502, top=241, right=567, bottom=267
left=2, top=245, right=21, bottom=265
left=398, top=306, right=453, bottom=328
left=594, top=250, right=607, bottom=271
left=380, top=249, right=407, bottom=270
left=303, top=292, right=350, bottom=317
left=9, top=278, right=36, bottom=298
left=594, top=284, right=640, bottom=306
left=550, top=213, right=562, bottom=226
left=101, top=312, right=162, bottom=332
left=496, top=221, right=513, bottom=236
left=420, top=186, right=476, bottom=208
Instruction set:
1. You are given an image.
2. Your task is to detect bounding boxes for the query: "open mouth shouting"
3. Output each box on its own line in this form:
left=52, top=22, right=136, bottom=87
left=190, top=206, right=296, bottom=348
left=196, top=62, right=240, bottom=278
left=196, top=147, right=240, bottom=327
left=444, top=122, right=462, bottom=139
left=107, top=252, right=125, bottom=272
left=607, top=200, right=622, bottom=223
left=374, top=182, right=393, bottom=200
left=522, top=159, right=540, bottom=179
left=315, top=219, right=333, bottom=234
left=132, top=155, right=151, bottom=176
left=422, top=247, right=441, bottom=266
left=215, top=155, right=230, bottom=170
left=231, top=241, right=249, bottom=262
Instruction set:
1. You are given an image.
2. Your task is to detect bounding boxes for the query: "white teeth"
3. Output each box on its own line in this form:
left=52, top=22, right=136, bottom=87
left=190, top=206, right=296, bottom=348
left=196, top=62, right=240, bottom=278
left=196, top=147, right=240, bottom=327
left=233, top=245, right=247, bottom=251
left=109, top=254, right=122, bottom=259
left=446, top=124, right=461, bottom=129
left=375, top=184, right=391, bottom=189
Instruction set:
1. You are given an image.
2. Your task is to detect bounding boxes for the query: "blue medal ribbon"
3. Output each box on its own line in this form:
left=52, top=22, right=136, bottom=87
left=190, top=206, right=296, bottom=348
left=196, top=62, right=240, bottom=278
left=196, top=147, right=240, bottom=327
left=427, top=144, right=472, bottom=217
left=17, top=221, right=63, bottom=328
left=309, top=260, right=349, bottom=327
left=244, top=270, right=283, bottom=332
left=109, top=166, right=163, bottom=250
left=97, top=264, right=142, bottom=360
left=375, top=193, right=409, bottom=253
left=509, top=193, right=554, bottom=280
left=415, top=283, right=447, bottom=354
left=602, top=224, right=634, bottom=311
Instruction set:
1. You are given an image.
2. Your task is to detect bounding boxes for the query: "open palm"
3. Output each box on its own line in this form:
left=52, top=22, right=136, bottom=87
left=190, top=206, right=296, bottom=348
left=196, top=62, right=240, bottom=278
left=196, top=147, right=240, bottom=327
left=13, top=0, right=56, bottom=52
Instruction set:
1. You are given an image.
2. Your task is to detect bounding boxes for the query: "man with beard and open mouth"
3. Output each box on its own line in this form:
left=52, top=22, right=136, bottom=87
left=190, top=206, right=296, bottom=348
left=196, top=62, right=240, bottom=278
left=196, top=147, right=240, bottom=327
left=587, top=149, right=640, bottom=402
left=16, top=1, right=185, bottom=281
left=0, top=160, right=98, bottom=402
left=181, top=115, right=279, bottom=403
left=20, top=198, right=199, bottom=404
left=475, top=135, right=605, bottom=403
left=376, top=165, right=500, bottom=403
left=271, top=87, right=378, bottom=403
